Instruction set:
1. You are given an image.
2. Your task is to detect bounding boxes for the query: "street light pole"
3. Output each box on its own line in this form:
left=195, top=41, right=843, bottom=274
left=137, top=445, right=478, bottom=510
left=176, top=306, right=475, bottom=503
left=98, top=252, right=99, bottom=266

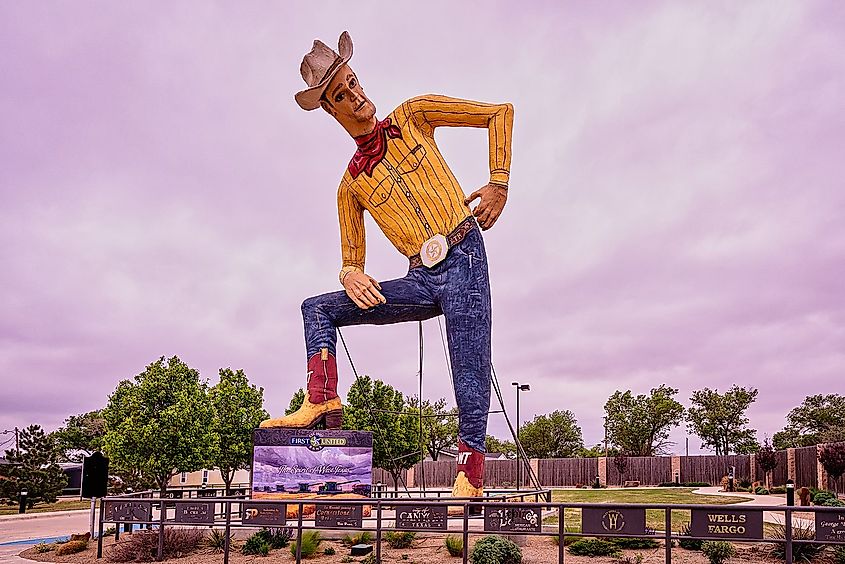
left=512, top=382, right=530, bottom=490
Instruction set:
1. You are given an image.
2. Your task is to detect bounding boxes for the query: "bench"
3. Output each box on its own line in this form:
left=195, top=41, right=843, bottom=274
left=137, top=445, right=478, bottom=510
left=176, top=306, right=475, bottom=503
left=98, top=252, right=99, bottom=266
left=623, top=480, right=640, bottom=488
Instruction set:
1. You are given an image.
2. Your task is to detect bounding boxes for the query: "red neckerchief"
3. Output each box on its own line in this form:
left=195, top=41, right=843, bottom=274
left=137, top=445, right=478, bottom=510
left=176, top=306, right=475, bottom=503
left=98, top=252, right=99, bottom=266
left=348, top=118, right=402, bottom=179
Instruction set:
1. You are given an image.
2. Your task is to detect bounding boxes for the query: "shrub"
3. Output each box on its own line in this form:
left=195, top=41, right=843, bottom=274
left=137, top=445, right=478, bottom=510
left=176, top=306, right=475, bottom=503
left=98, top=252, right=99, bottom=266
left=108, top=528, right=205, bottom=562
left=206, top=529, right=234, bottom=553
left=552, top=534, right=580, bottom=547
left=824, top=498, right=845, bottom=507
left=291, top=530, right=322, bottom=558
left=754, top=486, right=769, bottom=495
left=834, top=546, right=845, bottom=564
left=34, top=542, right=54, bottom=553
left=362, top=554, right=380, bottom=564
left=342, top=531, right=374, bottom=546
left=55, top=540, right=88, bottom=555
left=678, top=523, right=703, bottom=551
left=324, top=546, right=336, bottom=555
left=256, top=527, right=293, bottom=548
left=341, top=557, right=353, bottom=564
left=701, top=541, right=735, bottom=564
left=103, top=526, right=117, bottom=536
left=770, top=486, right=786, bottom=494
left=445, top=535, right=464, bottom=557
left=610, top=537, right=660, bottom=549
left=658, top=482, right=711, bottom=488
left=813, top=490, right=836, bottom=505
left=470, top=535, right=522, bottom=564
left=768, top=519, right=823, bottom=562
left=385, top=531, right=416, bottom=549
left=242, top=533, right=270, bottom=556
left=738, top=479, right=752, bottom=489
left=617, top=555, right=645, bottom=564
left=567, top=538, right=620, bottom=557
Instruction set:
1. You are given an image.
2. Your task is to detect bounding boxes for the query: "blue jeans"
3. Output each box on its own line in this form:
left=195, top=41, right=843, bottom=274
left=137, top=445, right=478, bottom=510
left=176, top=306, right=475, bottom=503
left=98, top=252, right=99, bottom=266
left=301, top=225, right=491, bottom=453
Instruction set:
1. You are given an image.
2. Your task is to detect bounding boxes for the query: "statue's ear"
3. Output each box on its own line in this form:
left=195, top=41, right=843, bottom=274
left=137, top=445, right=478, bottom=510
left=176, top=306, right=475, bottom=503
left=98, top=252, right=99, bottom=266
left=320, top=100, right=336, bottom=117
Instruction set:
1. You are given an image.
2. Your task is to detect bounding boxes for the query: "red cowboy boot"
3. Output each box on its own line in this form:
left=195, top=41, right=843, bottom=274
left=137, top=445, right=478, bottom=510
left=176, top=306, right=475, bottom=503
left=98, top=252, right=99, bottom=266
left=451, top=440, right=484, bottom=498
left=260, top=348, right=343, bottom=429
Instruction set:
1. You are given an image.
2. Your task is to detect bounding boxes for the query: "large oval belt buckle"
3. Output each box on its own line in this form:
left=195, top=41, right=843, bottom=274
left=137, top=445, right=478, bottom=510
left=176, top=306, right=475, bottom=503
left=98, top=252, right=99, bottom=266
left=420, top=234, right=448, bottom=268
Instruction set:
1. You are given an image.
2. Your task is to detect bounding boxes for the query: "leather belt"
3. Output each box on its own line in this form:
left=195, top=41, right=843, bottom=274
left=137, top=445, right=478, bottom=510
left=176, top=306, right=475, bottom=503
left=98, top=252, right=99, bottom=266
left=408, top=216, right=477, bottom=269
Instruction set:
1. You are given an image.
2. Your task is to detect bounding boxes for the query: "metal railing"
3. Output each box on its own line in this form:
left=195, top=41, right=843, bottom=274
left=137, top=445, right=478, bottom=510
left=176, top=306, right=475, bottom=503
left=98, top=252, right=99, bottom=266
left=96, top=494, right=845, bottom=564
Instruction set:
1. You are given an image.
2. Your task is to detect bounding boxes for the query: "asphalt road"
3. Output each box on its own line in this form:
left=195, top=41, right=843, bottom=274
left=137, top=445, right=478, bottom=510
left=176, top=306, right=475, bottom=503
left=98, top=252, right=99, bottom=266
left=0, top=509, right=96, bottom=562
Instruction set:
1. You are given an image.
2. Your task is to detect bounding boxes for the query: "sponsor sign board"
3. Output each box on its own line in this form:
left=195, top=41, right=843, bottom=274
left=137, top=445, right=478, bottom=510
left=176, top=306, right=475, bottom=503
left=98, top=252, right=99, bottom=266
left=690, top=508, right=763, bottom=540
left=582, top=507, right=647, bottom=536
left=484, top=505, right=543, bottom=533
left=242, top=502, right=287, bottom=526
left=395, top=505, right=448, bottom=531
left=315, top=504, right=364, bottom=528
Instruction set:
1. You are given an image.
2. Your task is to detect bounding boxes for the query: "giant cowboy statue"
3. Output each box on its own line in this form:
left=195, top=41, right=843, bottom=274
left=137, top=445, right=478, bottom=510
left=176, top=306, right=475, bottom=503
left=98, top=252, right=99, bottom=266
left=260, top=31, right=514, bottom=499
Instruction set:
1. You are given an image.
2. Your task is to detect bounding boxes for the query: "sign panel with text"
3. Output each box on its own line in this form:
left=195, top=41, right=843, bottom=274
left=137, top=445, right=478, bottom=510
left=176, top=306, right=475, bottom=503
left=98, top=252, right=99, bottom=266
left=690, top=509, right=763, bottom=540
left=484, top=506, right=543, bottom=534
left=395, top=505, right=448, bottom=531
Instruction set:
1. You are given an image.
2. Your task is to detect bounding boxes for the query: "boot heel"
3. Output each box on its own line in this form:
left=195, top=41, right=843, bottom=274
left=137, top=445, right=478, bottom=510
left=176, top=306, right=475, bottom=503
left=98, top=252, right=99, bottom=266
left=323, top=410, right=343, bottom=429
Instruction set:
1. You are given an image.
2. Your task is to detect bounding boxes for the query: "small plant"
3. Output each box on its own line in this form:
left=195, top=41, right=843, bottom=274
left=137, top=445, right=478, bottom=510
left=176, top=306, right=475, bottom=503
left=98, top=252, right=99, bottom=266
left=291, top=530, right=322, bottom=558
left=610, top=537, right=660, bottom=549
left=324, top=546, right=336, bottom=555
left=754, top=486, right=770, bottom=495
left=813, top=490, right=837, bottom=505
left=567, top=538, right=620, bottom=557
left=385, top=531, right=416, bottom=549
left=768, top=518, right=822, bottom=562
left=678, top=522, right=703, bottom=551
left=616, top=554, right=645, bottom=564
left=362, top=553, right=380, bottom=564
left=401, top=555, right=409, bottom=561
left=256, top=526, right=293, bottom=548
left=107, top=528, right=205, bottom=562
left=470, top=535, right=522, bottom=564
left=103, top=526, right=117, bottom=536
left=55, top=540, right=88, bottom=555
left=770, top=486, right=786, bottom=494
left=341, top=557, right=354, bottom=564
left=242, top=533, right=270, bottom=556
left=701, top=541, right=735, bottom=564
left=206, top=529, right=234, bottom=553
left=834, top=546, right=845, bottom=564
left=445, top=535, right=464, bottom=557
left=342, top=531, right=374, bottom=546
left=34, top=543, right=54, bottom=553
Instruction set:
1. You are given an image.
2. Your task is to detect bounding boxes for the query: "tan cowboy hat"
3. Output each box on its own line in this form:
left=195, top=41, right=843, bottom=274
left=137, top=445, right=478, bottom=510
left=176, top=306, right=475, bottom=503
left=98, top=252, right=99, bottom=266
left=295, top=31, right=353, bottom=111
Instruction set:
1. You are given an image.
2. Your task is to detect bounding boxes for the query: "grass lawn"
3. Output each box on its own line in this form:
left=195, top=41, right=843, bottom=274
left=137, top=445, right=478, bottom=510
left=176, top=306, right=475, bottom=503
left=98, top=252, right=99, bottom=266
left=545, top=487, right=750, bottom=532
left=0, top=498, right=91, bottom=515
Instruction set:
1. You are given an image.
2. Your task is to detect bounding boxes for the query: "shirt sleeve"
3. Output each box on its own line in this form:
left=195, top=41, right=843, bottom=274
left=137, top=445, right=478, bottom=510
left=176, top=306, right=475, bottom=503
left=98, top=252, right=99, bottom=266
left=406, top=94, right=514, bottom=186
left=338, top=178, right=366, bottom=274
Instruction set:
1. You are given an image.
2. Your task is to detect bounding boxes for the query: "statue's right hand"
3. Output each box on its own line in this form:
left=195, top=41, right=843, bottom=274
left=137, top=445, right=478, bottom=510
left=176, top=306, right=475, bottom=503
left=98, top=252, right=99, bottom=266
left=343, top=270, right=386, bottom=309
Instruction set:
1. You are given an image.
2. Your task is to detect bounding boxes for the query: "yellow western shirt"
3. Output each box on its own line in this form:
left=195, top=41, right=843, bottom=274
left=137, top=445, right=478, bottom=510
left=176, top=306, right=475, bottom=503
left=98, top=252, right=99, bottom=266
left=337, top=94, right=514, bottom=278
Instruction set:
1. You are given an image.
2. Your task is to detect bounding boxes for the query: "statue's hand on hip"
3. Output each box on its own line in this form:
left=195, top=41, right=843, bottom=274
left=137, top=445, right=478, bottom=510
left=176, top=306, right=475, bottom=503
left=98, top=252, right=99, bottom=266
left=464, top=183, right=508, bottom=230
left=343, top=270, right=386, bottom=309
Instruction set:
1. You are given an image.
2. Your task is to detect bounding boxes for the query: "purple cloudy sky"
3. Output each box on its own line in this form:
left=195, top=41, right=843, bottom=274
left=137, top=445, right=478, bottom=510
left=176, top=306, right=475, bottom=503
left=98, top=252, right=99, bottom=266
left=1, top=2, right=843, bottom=454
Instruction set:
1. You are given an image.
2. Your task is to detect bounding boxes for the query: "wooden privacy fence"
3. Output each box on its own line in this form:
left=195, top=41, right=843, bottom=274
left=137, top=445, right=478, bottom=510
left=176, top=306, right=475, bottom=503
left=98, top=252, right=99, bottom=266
left=371, top=442, right=839, bottom=490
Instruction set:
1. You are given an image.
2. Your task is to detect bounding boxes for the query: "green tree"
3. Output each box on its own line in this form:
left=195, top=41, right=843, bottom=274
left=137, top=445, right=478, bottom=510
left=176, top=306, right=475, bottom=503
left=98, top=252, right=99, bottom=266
left=577, top=444, right=610, bottom=458
left=518, top=410, right=584, bottom=458
left=773, top=394, right=845, bottom=449
left=50, top=410, right=106, bottom=462
left=604, top=385, right=685, bottom=456
left=406, top=397, right=458, bottom=460
left=687, top=385, right=759, bottom=455
left=343, top=375, right=420, bottom=488
left=485, top=435, right=517, bottom=458
left=0, top=425, right=68, bottom=508
left=285, top=388, right=306, bottom=415
left=208, top=368, right=268, bottom=494
left=102, top=356, right=217, bottom=494
left=819, top=443, right=845, bottom=493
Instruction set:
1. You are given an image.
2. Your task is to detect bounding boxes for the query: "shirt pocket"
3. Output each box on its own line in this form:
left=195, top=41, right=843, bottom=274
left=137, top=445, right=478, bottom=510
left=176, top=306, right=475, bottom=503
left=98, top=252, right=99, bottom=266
left=369, top=176, right=394, bottom=207
left=395, top=144, right=426, bottom=175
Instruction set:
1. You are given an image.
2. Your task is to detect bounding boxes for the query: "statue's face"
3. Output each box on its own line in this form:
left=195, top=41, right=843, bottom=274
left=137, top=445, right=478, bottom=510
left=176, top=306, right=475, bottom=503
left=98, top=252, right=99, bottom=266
left=321, top=64, right=376, bottom=125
